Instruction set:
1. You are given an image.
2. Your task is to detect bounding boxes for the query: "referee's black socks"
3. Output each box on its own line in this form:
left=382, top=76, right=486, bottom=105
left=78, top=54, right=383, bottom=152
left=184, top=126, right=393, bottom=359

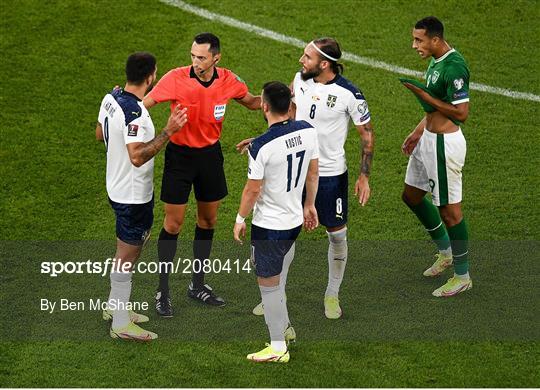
left=192, top=225, right=214, bottom=290
left=157, top=227, right=179, bottom=295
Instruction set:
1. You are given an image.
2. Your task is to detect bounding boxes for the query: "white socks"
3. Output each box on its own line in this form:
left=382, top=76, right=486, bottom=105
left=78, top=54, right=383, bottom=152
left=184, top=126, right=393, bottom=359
left=260, top=284, right=287, bottom=353
left=279, top=243, right=295, bottom=291
left=325, top=227, right=348, bottom=297
left=108, top=271, right=132, bottom=329
left=279, top=243, right=295, bottom=325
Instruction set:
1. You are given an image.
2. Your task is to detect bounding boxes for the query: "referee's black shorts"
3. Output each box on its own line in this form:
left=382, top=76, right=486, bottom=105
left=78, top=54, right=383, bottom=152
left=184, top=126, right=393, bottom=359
left=160, top=141, right=228, bottom=205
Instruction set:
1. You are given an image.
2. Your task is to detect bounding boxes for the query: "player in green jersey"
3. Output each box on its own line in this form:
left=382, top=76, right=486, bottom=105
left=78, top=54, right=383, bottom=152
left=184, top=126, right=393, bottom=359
left=400, top=16, right=472, bottom=297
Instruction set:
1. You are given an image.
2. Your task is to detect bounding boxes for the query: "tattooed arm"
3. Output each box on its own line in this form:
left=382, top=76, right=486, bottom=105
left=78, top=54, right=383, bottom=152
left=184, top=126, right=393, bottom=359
left=354, top=121, right=374, bottom=206
left=127, top=130, right=173, bottom=167
left=126, top=105, right=187, bottom=167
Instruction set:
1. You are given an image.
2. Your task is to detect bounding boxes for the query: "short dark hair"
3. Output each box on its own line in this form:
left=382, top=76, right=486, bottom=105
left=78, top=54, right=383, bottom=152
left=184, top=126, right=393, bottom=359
left=313, top=37, right=344, bottom=74
left=415, top=16, right=444, bottom=39
left=125, top=52, right=156, bottom=85
left=262, top=81, right=291, bottom=115
left=194, top=32, right=221, bottom=55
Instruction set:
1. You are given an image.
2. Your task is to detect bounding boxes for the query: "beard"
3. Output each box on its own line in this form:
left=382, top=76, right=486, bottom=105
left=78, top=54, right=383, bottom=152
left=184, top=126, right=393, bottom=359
left=300, top=64, right=323, bottom=81
left=145, top=82, right=155, bottom=95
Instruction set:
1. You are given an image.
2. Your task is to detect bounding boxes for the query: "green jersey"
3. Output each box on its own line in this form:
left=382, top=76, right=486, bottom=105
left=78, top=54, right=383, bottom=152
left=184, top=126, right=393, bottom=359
left=425, top=48, right=470, bottom=107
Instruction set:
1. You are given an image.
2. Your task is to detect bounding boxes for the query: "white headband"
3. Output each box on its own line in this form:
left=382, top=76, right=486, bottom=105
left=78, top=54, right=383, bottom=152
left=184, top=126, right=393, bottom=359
left=309, top=41, right=339, bottom=62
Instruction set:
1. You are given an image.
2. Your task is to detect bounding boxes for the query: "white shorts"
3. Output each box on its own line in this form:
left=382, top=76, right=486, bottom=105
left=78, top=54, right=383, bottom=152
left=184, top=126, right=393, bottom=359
left=405, top=128, right=466, bottom=206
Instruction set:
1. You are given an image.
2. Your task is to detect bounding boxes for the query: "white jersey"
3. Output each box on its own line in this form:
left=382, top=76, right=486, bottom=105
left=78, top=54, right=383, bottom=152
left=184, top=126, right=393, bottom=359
left=292, top=72, right=370, bottom=176
left=97, top=89, right=155, bottom=204
left=248, top=120, right=319, bottom=230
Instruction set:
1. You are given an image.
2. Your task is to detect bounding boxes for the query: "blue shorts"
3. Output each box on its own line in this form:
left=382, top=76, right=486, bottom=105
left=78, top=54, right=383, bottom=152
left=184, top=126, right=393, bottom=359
left=108, top=197, right=154, bottom=246
left=314, top=171, right=348, bottom=228
left=251, top=224, right=302, bottom=278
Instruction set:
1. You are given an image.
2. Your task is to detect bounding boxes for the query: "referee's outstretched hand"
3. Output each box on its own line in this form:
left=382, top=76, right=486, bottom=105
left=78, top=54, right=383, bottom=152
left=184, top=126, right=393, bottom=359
left=165, top=104, right=188, bottom=136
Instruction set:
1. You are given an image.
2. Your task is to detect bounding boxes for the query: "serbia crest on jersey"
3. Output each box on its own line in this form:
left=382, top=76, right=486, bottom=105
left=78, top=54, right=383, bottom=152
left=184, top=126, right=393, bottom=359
left=97, top=89, right=155, bottom=204
left=248, top=120, right=319, bottom=230
left=292, top=72, right=370, bottom=176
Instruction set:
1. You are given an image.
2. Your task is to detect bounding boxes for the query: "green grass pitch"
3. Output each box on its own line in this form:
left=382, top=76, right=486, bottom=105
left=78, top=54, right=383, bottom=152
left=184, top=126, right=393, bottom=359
left=1, top=0, right=539, bottom=387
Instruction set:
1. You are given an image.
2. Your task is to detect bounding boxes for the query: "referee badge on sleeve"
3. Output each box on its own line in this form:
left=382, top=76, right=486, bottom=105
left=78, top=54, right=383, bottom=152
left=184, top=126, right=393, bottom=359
left=214, top=104, right=226, bottom=121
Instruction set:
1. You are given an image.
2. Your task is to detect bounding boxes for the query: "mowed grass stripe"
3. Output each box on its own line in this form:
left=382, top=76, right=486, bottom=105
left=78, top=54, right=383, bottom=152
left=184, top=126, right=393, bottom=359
left=160, top=0, right=540, bottom=103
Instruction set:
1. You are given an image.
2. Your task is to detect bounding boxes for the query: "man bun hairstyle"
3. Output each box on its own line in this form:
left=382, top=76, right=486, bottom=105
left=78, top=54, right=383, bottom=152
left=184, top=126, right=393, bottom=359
left=194, top=32, right=221, bottom=55
left=313, top=37, right=344, bottom=74
left=262, top=81, right=291, bottom=115
left=125, top=52, right=156, bottom=85
left=415, top=16, right=444, bottom=39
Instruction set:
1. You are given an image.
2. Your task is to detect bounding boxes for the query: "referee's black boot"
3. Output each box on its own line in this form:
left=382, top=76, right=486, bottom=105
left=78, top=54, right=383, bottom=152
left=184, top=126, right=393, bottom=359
left=187, top=282, right=226, bottom=307
left=155, top=290, right=174, bottom=317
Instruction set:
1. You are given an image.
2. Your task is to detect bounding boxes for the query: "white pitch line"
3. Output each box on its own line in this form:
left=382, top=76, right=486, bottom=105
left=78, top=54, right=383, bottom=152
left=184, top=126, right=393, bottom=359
left=160, top=0, right=540, bottom=103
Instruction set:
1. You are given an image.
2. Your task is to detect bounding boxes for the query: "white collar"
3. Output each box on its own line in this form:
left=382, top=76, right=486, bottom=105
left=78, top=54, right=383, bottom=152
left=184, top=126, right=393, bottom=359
left=434, top=48, right=455, bottom=63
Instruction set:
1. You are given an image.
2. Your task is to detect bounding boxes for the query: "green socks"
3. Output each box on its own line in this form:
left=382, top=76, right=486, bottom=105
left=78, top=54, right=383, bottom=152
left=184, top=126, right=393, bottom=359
left=447, top=218, right=469, bottom=275
left=408, top=197, right=451, bottom=252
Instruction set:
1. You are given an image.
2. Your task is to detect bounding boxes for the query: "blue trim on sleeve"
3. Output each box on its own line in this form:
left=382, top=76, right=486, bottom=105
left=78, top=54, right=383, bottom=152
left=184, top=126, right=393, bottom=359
left=248, top=120, right=313, bottom=160
left=112, top=89, right=142, bottom=126
left=333, top=75, right=365, bottom=100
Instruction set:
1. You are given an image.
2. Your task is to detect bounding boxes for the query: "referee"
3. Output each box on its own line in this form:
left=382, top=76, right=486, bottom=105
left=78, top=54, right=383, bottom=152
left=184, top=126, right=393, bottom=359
left=144, top=32, right=260, bottom=316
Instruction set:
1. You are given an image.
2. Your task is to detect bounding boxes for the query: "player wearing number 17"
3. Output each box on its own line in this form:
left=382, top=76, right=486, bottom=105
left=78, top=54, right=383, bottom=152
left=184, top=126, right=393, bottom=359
left=234, top=81, right=319, bottom=363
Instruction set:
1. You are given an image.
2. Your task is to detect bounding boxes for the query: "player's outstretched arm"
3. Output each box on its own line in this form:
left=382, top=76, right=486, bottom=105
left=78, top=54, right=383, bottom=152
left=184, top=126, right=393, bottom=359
left=236, top=92, right=261, bottom=110
left=303, top=158, right=319, bottom=231
left=355, top=121, right=374, bottom=206
left=126, top=105, right=187, bottom=167
left=143, top=96, right=158, bottom=109
left=235, top=137, right=255, bottom=154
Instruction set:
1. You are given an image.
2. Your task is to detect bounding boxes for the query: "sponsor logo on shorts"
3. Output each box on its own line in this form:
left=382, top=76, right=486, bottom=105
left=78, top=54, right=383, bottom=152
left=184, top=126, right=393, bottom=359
left=429, top=179, right=436, bottom=193
left=141, top=230, right=151, bottom=246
